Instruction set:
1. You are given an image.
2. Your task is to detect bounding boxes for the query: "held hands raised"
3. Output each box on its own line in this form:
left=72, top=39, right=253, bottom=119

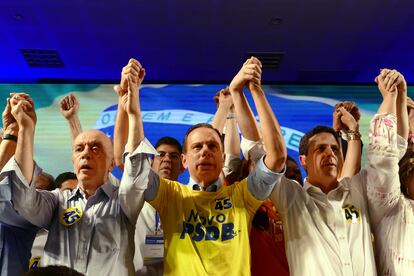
left=118, top=58, right=146, bottom=97
left=9, top=93, right=37, bottom=130
left=2, top=97, right=18, bottom=134
left=375, top=69, right=406, bottom=98
left=117, top=59, right=145, bottom=115
left=229, top=57, right=262, bottom=93
left=333, top=102, right=360, bottom=132
left=122, top=72, right=140, bottom=115
left=214, top=88, right=233, bottom=110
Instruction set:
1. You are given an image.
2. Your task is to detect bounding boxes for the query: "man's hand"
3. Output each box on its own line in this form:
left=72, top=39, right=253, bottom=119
left=395, top=70, right=408, bottom=94
left=10, top=93, right=37, bottom=125
left=336, top=107, right=358, bottom=131
left=113, top=85, right=125, bottom=98
left=217, top=88, right=234, bottom=110
left=10, top=94, right=36, bottom=130
left=246, top=57, right=262, bottom=92
left=59, top=94, right=79, bottom=120
left=2, top=98, right=16, bottom=131
left=333, top=102, right=360, bottom=131
left=123, top=73, right=140, bottom=115
left=229, top=57, right=262, bottom=92
left=119, top=58, right=146, bottom=95
left=332, top=108, right=342, bottom=131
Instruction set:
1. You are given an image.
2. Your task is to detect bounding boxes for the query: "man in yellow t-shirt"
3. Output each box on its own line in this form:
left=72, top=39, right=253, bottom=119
left=123, top=57, right=287, bottom=275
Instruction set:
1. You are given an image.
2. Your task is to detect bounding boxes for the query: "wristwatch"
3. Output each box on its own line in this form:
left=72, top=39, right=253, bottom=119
left=339, top=129, right=361, bottom=141
left=2, top=133, right=18, bottom=142
left=347, top=131, right=361, bottom=141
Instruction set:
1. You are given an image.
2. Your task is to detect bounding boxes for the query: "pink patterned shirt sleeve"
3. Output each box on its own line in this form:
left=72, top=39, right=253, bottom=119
left=366, top=113, right=407, bottom=227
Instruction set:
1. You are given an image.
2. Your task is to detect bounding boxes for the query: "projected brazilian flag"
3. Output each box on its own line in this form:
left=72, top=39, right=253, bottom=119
left=0, top=83, right=400, bottom=183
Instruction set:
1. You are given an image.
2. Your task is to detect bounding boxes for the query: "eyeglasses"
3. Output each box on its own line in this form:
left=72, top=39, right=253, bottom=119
left=155, top=151, right=181, bottom=161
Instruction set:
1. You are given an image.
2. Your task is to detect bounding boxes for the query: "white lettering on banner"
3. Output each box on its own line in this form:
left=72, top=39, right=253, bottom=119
left=95, top=109, right=304, bottom=152
left=95, top=109, right=215, bottom=129
left=281, top=127, right=304, bottom=152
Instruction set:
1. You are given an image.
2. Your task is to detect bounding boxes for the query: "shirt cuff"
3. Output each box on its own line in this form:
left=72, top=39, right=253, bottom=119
left=224, top=154, right=241, bottom=168
left=256, top=155, right=286, bottom=175
left=240, top=136, right=265, bottom=163
left=122, top=137, right=158, bottom=164
left=248, top=155, right=285, bottom=200
left=223, top=154, right=241, bottom=177
left=0, top=157, right=40, bottom=188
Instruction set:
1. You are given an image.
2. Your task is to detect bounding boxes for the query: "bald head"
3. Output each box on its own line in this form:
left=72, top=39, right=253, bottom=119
left=74, top=130, right=114, bottom=158
left=72, top=130, right=114, bottom=190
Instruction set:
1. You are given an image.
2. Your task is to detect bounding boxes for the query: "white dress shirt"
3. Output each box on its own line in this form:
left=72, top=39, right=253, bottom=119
left=366, top=114, right=413, bottom=275
left=0, top=145, right=148, bottom=276
left=270, top=114, right=404, bottom=276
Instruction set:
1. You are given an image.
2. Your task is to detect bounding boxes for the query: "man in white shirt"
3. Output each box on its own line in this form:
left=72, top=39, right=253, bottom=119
left=134, top=137, right=184, bottom=276
left=111, top=59, right=186, bottom=275
left=270, top=69, right=406, bottom=275
left=1, top=69, right=146, bottom=275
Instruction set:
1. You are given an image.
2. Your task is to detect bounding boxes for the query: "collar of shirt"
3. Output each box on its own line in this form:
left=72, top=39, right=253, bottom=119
left=67, top=181, right=117, bottom=202
left=303, top=177, right=349, bottom=195
left=189, top=177, right=222, bottom=192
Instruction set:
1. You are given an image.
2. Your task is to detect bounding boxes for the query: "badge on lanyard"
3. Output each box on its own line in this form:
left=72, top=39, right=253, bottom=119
left=29, top=256, right=41, bottom=269
left=144, top=212, right=164, bottom=260
left=60, top=207, right=83, bottom=227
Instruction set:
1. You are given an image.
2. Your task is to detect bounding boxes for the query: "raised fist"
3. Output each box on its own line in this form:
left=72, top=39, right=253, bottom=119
left=59, top=93, right=79, bottom=120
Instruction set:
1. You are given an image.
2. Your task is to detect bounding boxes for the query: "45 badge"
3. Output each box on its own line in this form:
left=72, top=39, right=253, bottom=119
left=29, top=256, right=41, bottom=269
left=60, top=207, right=83, bottom=226
left=342, top=203, right=361, bottom=224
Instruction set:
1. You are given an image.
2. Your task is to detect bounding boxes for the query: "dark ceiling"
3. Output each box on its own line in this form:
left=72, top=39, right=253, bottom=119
left=1, top=0, right=413, bottom=84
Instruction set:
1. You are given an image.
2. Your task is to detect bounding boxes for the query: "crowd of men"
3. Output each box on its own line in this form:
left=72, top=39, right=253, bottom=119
left=0, top=57, right=413, bottom=276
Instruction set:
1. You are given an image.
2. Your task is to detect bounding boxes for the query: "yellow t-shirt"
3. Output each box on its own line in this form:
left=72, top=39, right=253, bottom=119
left=149, top=178, right=263, bottom=276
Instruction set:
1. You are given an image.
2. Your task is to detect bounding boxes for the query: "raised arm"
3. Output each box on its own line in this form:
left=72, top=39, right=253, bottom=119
left=113, top=59, right=144, bottom=171
left=224, top=105, right=240, bottom=158
left=211, top=88, right=234, bottom=134
left=367, top=69, right=407, bottom=226
left=228, top=57, right=286, bottom=201
left=375, top=69, right=398, bottom=116
left=228, top=59, right=261, bottom=143
left=211, top=88, right=243, bottom=182
left=124, top=66, right=145, bottom=151
left=113, top=85, right=128, bottom=171
left=230, top=57, right=286, bottom=172
left=11, top=93, right=36, bottom=183
left=395, top=71, right=409, bottom=140
left=117, top=59, right=160, bottom=224
left=332, top=102, right=362, bottom=180
left=0, top=98, right=18, bottom=172
left=222, top=92, right=242, bottom=183
left=59, top=93, right=82, bottom=143
left=2, top=93, right=58, bottom=228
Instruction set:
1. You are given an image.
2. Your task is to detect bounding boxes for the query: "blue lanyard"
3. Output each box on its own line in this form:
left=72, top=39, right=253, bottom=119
left=155, top=211, right=160, bottom=232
